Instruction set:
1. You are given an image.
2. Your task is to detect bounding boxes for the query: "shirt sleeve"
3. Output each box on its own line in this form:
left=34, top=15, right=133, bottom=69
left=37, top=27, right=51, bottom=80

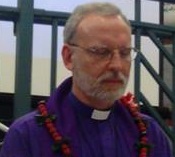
left=0, top=125, right=31, bottom=157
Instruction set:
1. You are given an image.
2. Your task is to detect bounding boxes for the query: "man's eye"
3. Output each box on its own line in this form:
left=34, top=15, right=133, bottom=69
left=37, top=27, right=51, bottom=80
left=89, top=47, right=110, bottom=56
left=120, top=48, right=131, bottom=56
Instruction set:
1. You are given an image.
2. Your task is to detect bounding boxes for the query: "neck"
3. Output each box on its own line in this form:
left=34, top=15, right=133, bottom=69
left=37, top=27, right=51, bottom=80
left=72, top=85, right=115, bottom=110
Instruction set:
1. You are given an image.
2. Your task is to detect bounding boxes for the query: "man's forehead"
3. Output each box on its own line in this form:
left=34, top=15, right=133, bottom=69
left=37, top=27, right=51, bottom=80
left=77, top=14, right=129, bottom=33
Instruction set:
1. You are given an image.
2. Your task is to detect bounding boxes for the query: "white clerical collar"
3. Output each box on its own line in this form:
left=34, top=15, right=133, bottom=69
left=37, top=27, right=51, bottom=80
left=91, top=109, right=111, bottom=120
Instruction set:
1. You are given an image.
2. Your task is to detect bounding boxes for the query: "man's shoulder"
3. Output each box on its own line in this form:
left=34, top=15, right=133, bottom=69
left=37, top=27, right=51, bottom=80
left=140, top=113, right=160, bottom=128
left=9, top=110, right=38, bottom=132
left=140, top=113, right=154, bottom=121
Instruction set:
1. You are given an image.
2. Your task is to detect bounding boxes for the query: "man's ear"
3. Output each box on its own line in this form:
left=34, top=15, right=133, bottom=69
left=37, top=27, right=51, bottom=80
left=61, top=44, right=73, bottom=71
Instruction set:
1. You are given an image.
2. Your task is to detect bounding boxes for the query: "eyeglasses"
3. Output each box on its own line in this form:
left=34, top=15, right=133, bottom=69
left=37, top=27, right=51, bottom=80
left=69, top=43, right=138, bottom=62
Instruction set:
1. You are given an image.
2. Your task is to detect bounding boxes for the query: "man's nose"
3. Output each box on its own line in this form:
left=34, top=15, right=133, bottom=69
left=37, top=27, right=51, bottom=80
left=107, top=52, right=123, bottom=70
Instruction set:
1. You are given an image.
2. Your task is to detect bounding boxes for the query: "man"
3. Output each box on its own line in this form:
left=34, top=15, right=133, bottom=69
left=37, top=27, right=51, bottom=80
left=0, top=2, right=173, bottom=157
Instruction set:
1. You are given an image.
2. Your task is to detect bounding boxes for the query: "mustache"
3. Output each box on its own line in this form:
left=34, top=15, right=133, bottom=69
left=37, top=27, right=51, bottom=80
left=97, top=71, right=127, bottom=84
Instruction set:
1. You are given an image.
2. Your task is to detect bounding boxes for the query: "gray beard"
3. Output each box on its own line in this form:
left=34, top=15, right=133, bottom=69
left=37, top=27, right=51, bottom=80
left=73, top=67, right=128, bottom=104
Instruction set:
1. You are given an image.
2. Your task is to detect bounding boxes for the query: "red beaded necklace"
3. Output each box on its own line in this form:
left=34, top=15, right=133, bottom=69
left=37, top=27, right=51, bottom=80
left=120, top=93, right=151, bottom=157
left=36, top=92, right=151, bottom=157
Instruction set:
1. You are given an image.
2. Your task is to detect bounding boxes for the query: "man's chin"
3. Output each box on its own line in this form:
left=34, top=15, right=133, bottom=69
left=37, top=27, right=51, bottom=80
left=96, top=90, right=125, bottom=103
left=102, top=84, right=125, bottom=92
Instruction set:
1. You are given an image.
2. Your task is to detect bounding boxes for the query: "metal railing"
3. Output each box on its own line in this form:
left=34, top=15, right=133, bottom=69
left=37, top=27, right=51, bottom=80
left=0, top=122, right=9, bottom=148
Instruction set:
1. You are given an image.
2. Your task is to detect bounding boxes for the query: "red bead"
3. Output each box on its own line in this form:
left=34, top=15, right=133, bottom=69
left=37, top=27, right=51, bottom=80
left=52, top=132, right=60, bottom=140
left=41, top=111, right=48, bottom=116
left=45, top=118, right=51, bottom=123
left=38, top=104, right=45, bottom=109
left=141, top=136, right=148, bottom=142
left=39, top=106, right=46, bottom=112
left=54, top=136, right=62, bottom=141
left=61, top=144, right=68, bottom=149
left=140, top=127, right=146, bottom=132
left=49, top=127, right=57, bottom=134
left=63, top=147, right=71, bottom=155
left=140, top=147, right=147, bottom=153
left=139, top=151, right=147, bottom=157
left=46, top=122, right=53, bottom=128
left=62, top=144, right=71, bottom=155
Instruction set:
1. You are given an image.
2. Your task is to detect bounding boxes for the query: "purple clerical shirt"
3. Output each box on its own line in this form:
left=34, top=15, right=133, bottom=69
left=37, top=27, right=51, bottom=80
left=0, top=77, right=173, bottom=157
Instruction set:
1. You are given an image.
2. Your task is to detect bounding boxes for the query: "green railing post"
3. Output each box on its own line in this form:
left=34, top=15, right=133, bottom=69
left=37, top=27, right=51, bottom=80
left=14, top=0, right=34, bottom=118
left=134, top=0, right=141, bottom=101
left=50, top=19, right=58, bottom=94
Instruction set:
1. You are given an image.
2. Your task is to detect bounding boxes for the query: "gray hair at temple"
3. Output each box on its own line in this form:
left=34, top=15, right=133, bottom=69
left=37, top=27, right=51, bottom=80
left=63, top=2, right=131, bottom=43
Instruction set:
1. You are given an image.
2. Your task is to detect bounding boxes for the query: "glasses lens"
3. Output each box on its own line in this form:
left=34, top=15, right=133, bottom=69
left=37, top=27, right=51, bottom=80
left=131, top=48, right=138, bottom=60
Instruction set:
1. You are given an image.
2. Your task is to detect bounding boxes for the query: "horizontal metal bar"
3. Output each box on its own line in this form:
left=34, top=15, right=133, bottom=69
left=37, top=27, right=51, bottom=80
left=131, top=20, right=175, bottom=34
left=149, top=0, right=175, bottom=3
left=1, top=5, right=175, bottom=33
left=0, top=5, right=19, bottom=21
left=0, top=6, right=70, bottom=25
left=33, top=9, right=70, bottom=25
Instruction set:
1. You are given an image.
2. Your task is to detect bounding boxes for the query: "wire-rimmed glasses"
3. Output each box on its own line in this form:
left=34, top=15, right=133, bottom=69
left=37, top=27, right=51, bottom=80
left=69, top=43, right=138, bottom=62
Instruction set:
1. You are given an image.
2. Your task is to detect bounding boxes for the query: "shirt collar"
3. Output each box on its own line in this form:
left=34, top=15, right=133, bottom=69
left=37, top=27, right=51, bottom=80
left=68, top=92, right=111, bottom=120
